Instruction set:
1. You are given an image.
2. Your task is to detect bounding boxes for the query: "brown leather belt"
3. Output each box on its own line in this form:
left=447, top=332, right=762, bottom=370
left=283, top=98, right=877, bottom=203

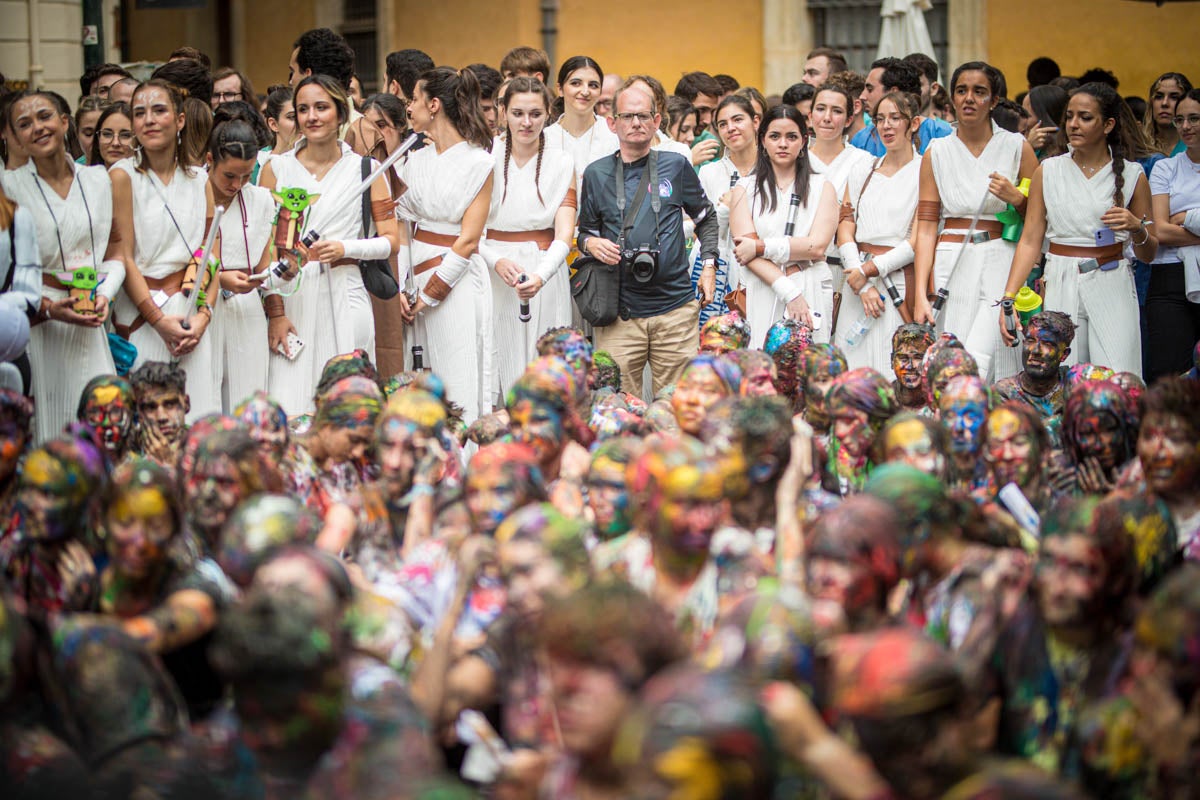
left=414, top=229, right=459, bottom=248
left=939, top=217, right=1005, bottom=244
left=113, top=267, right=188, bottom=339
left=332, top=258, right=357, bottom=268
left=485, top=228, right=555, bottom=250
left=1048, top=241, right=1124, bottom=262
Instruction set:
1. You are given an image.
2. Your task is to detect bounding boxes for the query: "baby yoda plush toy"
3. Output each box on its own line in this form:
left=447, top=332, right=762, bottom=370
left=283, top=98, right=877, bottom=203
left=272, top=187, right=320, bottom=273
left=55, top=265, right=106, bottom=315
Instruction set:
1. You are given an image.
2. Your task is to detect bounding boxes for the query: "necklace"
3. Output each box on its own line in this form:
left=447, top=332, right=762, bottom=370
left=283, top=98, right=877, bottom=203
left=1072, top=151, right=1109, bottom=176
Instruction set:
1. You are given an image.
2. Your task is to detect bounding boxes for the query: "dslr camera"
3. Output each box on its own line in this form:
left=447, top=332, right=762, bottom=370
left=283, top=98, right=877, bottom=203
left=622, top=243, right=660, bottom=283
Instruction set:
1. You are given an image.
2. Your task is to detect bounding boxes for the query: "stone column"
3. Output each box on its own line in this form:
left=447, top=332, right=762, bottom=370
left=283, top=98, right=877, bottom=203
left=762, top=0, right=813, bottom=97
left=947, top=0, right=986, bottom=69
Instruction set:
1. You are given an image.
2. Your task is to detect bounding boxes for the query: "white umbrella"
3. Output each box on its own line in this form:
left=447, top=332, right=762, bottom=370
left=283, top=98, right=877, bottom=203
left=876, top=0, right=935, bottom=60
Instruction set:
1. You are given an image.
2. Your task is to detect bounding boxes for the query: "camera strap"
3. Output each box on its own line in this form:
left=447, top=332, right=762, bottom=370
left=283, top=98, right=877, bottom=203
left=614, top=149, right=659, bottom=250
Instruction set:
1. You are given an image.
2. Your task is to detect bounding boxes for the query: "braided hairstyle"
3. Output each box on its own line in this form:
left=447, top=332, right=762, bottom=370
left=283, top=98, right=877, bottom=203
left=752, top=104, right=813, bottom=213
left=499, top=76, right=553, bottom=205
left=1072, top=82, right=1138, bottom=208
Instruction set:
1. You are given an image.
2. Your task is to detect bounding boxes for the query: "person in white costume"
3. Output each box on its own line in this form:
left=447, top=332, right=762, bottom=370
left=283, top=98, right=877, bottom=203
left=728, top=105, right=838, bottom=349
left=109, top=79, right=221, bottom=421
left=397, top=67, right=495, bottom=424
left=258, top=74, right=399, bottom=416
left=2, top=91, right=125, bottom=442
left=806, top=83, right=874, bottom=278
left=836, top=91, right=923, bottom=379
left=479, top=77, right=576, bottom=396
left=696, top=95, right=760, bottom=323
left=543, top=56, right=618, bottom=195
left=205, top=114, right=276, bottom=412
left=913, top=62, right=1037, bottom=382
left=1000, top=82, right=1157, bottom=375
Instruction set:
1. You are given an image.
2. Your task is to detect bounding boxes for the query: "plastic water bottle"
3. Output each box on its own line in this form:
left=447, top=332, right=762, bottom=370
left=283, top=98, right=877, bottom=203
left=843, top=316, right=873, bottom=348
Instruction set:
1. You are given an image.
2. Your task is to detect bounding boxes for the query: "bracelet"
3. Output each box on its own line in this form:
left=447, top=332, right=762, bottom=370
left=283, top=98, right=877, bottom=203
left=1132, top=227, right=1150, bottom=246
left=1003, top=291, right=1016, bottom=299
left=136, top=297, right=164, bottom=326
left=264, top=295, right=286, bottom=319
left=755, top=239, right=766, bottom=257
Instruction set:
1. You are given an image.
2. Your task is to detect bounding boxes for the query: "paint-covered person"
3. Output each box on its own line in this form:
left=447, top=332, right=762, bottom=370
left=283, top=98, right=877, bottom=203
left=889, top=323, right=936, bottom=414
left=827, top=367, right=898, bottom=495
left=75, top=374, right=136, bottom=463
left=800, top=341, right=848, bottom=436
left=1062, top=379, right=1139, bottom=496
left=129, top=360, right=190, bottom=469
left=1136, top=376, right=1200, bottom=555
left=698, top=310, right=751, bottom=355
left=0, top=434, right=106, bottom=613
left=806, top=496, right=902, bottom=632
left=875, top=412, right=952, bottom=482
left=936, top=374, right=992, bottom=491
left=0, top=390, right=34, bottom=519
left=763, top=317, right=813, bottom=411
left=670, top=353, right=742, bottom=440
left=180, top=427, right=274, bottom=560
left=992, top=310, right=1075, bottom=448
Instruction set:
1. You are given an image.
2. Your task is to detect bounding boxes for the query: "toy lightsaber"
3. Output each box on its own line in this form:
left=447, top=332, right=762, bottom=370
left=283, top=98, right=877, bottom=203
left=298, top=132, right=420, bottom=253
left=182, top=204, right=225, bottom=330
left=931, top=184, right=992, bottom=324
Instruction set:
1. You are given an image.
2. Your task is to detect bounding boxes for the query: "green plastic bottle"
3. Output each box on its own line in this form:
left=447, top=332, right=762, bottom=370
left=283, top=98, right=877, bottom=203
left=1013, top=285, right=1043, bottom=325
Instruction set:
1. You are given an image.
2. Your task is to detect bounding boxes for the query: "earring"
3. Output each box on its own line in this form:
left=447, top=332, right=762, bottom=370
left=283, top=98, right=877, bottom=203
left=176, top=131, right=182, bottom=146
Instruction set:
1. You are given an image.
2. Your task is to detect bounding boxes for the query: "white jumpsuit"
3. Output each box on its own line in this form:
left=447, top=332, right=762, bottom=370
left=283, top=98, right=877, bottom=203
left=396, top=141, right=495, bottom=424
left=838, top=156, right=921, bottom=378
left=928, top=128, right=1025, bottom=381
left=110, top=159, right=221, bottom=420
left=267, top=142, right=378, bottom=415
left=211, top=183, right=274, bottom=411
left=479, top=144, right=575, bottom=396
left=1041, top=154, right=1144, bottom=375
left=742, top=174, right=836, bottom=349
left=2, top=162, right=124, bottom=442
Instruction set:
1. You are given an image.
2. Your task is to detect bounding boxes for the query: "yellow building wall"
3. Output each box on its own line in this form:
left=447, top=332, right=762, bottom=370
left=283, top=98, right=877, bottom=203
left=987, top=0, right=1200, bottom=99
left=387, top=0, right=764, bottom=91
left=125, top=6, right=220, bottom=67
left=239, top=0, right=316, bottom=92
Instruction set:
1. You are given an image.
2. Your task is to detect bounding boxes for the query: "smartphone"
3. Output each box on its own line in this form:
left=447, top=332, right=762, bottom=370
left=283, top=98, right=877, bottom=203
left=810, top=310, right=823, bottom=331
left=1094, top=228, right=1116, bottom=247
left=277, top=332, right=305, bottom=361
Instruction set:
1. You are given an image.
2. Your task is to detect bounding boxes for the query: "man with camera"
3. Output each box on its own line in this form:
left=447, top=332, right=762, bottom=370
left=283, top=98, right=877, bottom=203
left=577, top=83, right=719, bottom=398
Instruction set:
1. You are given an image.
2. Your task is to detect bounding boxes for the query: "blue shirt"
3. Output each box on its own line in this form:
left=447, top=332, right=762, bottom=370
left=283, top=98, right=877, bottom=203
left=850, top=116, right=953, bottom=156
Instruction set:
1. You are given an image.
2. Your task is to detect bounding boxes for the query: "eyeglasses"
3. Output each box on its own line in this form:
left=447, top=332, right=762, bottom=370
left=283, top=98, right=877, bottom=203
left=614, top=112, right=654, bottom=124
left=99, top=129, right=134, bottom=143
left=1172, top=115, right=1200, bottom=129
left=213, top=92, right=242, bottom=103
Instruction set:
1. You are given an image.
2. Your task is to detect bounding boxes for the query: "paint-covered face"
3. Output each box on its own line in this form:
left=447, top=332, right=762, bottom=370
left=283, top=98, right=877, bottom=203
left=138, top=388, right=188, bottom=441
left=1036, top=534, right=1106, bottom=628
left=699, top=314, right=751, bottom=355
left=891, top=345, right=925, bottom=391
left=185, top=453, right=245, bottom=534
left=0, top=420, right=27, bottom=484
left=740, top=361, right=778, bottom=398
left=672, top=364, right=729, bottom=436
left=1139, top=412, right=1200, bottom=499
left=15, top=450, right=78, bottom=542
left=831, top=401, right=874, bottom=460
left=807, top=555, right=877, bottom=615
left=929, top=359, right=974, bottom=406
left=985, top=407, right=1038, bottom=489
left=377, top=419, right=431, bottom=500
left=1022, top=325, right=1070, bottom=381
left=237, top=396, right=288, bottom=464
left=939, top=383, right=988, bottom=455
left=587, top=455, right=631, bottom=539
left=882, top=418, right=944, bottom=477
left=650, top=462, right=726, bottom=556
left=1073, top=410, right=1124, bottom=470
left=105, top=486, right=174, bottom=580
left=317, top=422, right=374, bottom=466
left=81, top=384, right=134, bottom=456
left=466, top=461, right=527, bottom=538
left=805, top=370, right=838, bottom=427
left=508, top=398, right=566, bottom=467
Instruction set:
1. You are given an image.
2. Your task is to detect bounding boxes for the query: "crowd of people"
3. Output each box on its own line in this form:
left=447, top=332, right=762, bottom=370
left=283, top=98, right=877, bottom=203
left=0, top=27, right=1198, bottom=799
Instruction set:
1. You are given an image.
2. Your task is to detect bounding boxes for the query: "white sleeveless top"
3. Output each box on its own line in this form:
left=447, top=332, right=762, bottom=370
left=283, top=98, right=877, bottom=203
left=396, top=141, right=494, bottom=237
left=270, top=141, right=369, bottom=246
left=217, top=183, right=275, bottom=271
left=928, top=129, right=1024, bottom=218
left=111, top=158, right=207, bottom=279
left=2, top=162, right=113, bottom=277
left=749, top=173, right=830, bottom=253
left=845, top=156, right=922, bottom=247
left=698, top=156, right=753, bottom=205
left=485, top=144, right=574, bottom=230
left=1042, top=155, right=1140, bottom=246
left=809, top=145, right=875, bottom=202
left=543, top=116, right=618, bottom=193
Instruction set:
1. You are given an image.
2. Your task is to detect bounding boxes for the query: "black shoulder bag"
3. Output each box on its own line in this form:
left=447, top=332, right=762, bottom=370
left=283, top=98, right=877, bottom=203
left=570, top=150, right=657, bottom=327
left=358, top=155, right=400, bottom=300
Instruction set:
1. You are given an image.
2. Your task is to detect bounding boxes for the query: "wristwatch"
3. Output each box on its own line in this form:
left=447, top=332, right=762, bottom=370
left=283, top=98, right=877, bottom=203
left=701, top=259, right=716, bottom=271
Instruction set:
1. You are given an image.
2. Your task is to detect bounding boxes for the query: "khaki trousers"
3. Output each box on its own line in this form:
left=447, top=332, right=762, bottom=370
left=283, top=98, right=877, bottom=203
left=595, top=300, right=700, bottom=398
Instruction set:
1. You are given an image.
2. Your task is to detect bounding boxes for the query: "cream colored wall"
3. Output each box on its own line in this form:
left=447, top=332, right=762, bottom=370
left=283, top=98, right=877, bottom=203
left=987, top=0, right=1200, bottom=99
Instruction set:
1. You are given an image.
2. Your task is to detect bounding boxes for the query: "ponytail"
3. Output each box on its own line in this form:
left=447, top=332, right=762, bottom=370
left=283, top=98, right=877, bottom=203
left=420, top=66, right=493, bottom=151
